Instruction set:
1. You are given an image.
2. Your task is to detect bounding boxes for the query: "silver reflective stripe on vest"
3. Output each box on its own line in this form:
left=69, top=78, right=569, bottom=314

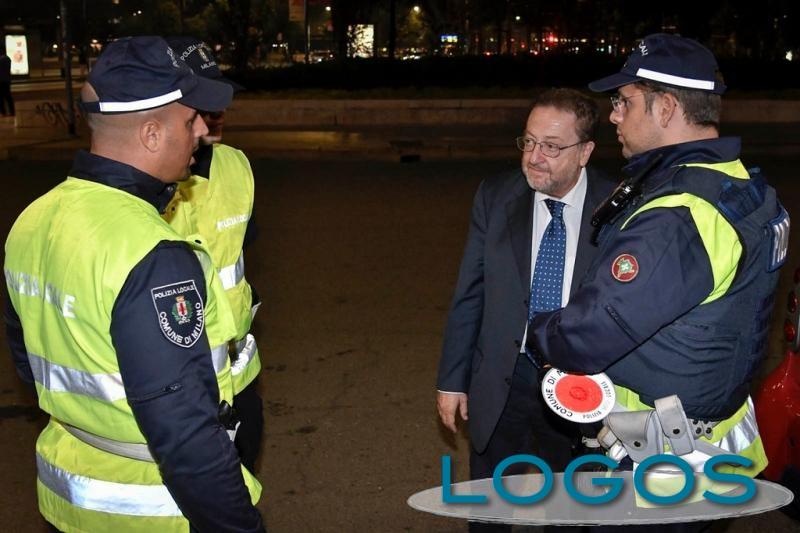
left=28, top=352, right=126, bottom=402
left=231, top=334, right=257, bottom=376
left=62, top=423, right=155, bottom=462
left=218, top=251, right=245, bottom=290
left=211, top=343, right=229, bottom=374
left=712, top=397, right=759, bottom=453
left=62, top=417, right=237, bottom=463
left=36, top=453, right=182, bottom=517
left=30, top=346, right=226, bottom=396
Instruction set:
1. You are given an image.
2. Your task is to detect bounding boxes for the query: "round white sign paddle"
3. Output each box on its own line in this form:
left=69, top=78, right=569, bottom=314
left=541, top=368, right=616, bottom=423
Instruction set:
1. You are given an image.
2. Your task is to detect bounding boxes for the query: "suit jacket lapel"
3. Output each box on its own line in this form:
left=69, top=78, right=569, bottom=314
left=506, top=174, right=533, bottom=293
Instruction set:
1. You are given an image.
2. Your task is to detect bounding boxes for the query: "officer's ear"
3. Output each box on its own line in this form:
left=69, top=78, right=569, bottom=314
left=139, top=119, right=162, bottom=153
left=657, top=92, right=679, bottom=128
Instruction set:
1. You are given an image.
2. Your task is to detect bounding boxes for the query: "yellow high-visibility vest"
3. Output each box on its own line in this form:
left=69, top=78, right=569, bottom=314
left=5, top=176, right=261, bottom=532
left=165, top=144, right=261, bottom=393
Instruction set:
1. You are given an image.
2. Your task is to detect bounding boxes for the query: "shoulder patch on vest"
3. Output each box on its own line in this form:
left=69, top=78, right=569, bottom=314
left=767, top=207, right=790, bottom=273
left=151, top=280, right=205, bottom=347
left=612, top=254, right=639, bottom=282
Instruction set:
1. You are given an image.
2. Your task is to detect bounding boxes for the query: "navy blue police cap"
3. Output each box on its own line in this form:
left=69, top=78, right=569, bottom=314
left=589, top=33, right=726, bottom=95
left=166, top=36, right=245, bottom=92
left=81, top=36, right=232, bottom=114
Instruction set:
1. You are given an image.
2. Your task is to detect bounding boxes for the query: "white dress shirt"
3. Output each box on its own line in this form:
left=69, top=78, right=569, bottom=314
left=520, top=166, right=588, bottom=351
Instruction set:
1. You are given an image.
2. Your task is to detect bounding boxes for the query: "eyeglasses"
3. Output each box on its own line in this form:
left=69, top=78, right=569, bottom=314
left=610, top=91, right=651, bottom=113
left=515, top=136, right=584, bottom=158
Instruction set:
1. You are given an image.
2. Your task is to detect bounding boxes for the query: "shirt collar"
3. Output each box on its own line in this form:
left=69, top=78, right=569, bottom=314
left=622, top=137, right=741, bottom=179
left=69, top=150, right=177, bottom=213
left=533, top=166, right=587, bottom=209
left=190, top=143, right=213, bottom=179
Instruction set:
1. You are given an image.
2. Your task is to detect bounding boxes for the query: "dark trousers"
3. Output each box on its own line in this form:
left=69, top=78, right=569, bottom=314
left=469, top=354, right=583, bottom=533
left=0, top=82, right=14, bottom=116
left=470, top=354, right=580, bottom=479
left=234, top=377, right=264, bottom=472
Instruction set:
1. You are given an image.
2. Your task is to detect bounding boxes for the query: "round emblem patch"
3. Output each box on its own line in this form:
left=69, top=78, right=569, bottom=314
left=540, top=368, right=615, bottom=423
left=611, top=253, right=639, bottom=282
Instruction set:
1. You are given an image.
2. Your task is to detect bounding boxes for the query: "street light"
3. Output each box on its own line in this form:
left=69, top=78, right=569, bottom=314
left=515, top=15, right=521, bottom=21
left=325, top=6, right=331, bottom=11
left=413, top=5, right=420, bottom=13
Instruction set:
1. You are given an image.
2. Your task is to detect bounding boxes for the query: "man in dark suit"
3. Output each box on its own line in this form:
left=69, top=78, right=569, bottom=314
left=436, top=89, right=616, bottom=518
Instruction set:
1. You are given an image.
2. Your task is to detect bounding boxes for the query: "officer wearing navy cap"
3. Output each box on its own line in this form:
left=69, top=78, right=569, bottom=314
left=526, top=33, right=789, bottom=528
left=5, top=36, right=265, bottom=532
left=163, top=36, right=264, bottom=474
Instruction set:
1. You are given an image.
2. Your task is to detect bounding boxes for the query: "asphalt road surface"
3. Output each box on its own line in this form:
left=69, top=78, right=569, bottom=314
left=1, top=156, right=798, bottom=532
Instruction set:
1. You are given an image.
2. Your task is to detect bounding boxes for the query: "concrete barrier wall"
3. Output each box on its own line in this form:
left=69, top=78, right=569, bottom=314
left=223, top=99, right=532, bottom=128
left=14, top=100, right=84, bottom=129
left=13, top=97, right=800, bottom=128
left=224, top=98, right=800, bottom=127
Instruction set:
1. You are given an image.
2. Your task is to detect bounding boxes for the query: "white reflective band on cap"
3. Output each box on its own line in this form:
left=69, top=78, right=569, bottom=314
left=98, top=89, right=183, bottom=113
left=28, top=352, right=126, bottom=402
left=218, top=251, right=245, bottom=290
left=211, top=343, right=228, bottom=374
left=231, top=334, right=257, bottom=376
left=37, top=453, right=182, bottom=517
left=635, top=68, right=716, bottom=90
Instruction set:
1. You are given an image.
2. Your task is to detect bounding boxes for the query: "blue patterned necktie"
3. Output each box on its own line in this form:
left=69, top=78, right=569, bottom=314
left=528, top=199, right=566, bottom=321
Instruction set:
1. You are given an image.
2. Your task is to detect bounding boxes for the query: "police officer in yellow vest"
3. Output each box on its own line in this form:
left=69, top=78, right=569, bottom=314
left=163, top=36, right=263, bottom=472
left=525, top=34, right=788, bottom=528
left=4, top=36, right=264, bottom=532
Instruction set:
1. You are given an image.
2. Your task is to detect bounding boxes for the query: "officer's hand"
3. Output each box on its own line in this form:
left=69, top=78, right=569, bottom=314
left=437, top=391, right=468, bottom=433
